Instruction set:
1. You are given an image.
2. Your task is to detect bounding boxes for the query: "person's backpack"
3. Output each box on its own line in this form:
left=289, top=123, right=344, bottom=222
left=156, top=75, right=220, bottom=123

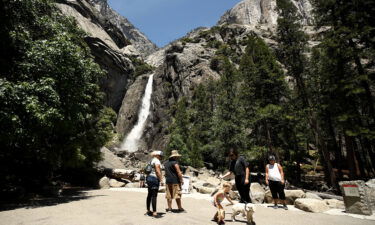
left=144, top=161, right=153, bottom=175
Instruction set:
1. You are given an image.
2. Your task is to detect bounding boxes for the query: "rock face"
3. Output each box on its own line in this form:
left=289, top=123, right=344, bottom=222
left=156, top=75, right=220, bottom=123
left=88, top=0, right=158, bottom=57
left=144, top=25, right=262, bottom=150
left=218, top=0, right=313, bottom=28
left=56, top=0, right=135, bottom=112
left=116, top=74, right=151, bottom=144
left=294, top=198, right=330, bottom=213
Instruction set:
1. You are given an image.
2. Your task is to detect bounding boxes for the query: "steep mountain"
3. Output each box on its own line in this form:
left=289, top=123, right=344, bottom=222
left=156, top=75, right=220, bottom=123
left=56, top=0, right=154, bottom=112
left=88, top=0, right=159, bottom=57
left=117, top=0, right=315, bottom=151
left=218, top=0, right=313, bottom=27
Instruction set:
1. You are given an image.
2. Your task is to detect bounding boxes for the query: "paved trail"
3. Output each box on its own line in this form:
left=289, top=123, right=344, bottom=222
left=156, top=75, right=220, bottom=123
left=0, top=188, right=374, bottom=225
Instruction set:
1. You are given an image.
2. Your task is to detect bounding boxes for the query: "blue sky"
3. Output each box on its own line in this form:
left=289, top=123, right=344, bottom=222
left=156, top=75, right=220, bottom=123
left=108, top=0, right=240, bottom=47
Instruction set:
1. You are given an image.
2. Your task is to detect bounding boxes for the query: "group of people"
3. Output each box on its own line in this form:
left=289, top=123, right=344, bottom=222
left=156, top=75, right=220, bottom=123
left=145, top=150, right=185, bottom=218
left=144, top=148, right=287, bottom=224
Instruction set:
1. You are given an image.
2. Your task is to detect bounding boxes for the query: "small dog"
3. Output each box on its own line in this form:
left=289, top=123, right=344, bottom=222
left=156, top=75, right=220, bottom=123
left=231, top=203, right=256, bottom=224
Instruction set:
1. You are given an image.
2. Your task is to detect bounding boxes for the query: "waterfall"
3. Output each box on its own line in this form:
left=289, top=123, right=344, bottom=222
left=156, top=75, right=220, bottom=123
left=121, top=74, right=154, bottom=152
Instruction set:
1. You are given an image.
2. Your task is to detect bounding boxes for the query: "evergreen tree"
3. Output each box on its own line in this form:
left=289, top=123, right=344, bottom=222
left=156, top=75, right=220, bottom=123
left=311, top=0, right=375, bottom=179
left=0, top=0, right=115, bottom=193
left=238, top=36, right=288, bottom=161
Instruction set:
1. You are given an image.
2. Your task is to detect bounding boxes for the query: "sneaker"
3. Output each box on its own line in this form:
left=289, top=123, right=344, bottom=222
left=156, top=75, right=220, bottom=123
left=282, top=205, right=288, bottom=210
left=272, top=204, right=278, bottom=209
left=144, top=211, right=152, bottom=216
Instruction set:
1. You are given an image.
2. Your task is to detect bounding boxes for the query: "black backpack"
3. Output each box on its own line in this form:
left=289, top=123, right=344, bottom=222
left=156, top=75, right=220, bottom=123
left=144, top=161, right=153, bottom=175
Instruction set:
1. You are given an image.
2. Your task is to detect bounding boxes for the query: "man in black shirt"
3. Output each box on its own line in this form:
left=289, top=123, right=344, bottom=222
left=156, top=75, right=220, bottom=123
left=221, top=148, right=251, bottom=203
left=164, top=150, right=185, bottom=212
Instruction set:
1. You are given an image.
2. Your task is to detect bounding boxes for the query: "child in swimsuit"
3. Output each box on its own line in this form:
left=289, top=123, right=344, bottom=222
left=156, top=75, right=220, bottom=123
left=212, top=182, right=234, bottom=225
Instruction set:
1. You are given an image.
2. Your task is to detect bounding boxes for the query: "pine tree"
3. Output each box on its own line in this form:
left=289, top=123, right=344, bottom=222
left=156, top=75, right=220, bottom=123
left=312, top=0, right=375, bottom=179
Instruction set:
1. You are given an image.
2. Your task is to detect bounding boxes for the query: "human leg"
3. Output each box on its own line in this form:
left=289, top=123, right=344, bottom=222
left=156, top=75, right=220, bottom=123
left=277, top=182, right=287, bottom=209
left=269, top=180, right=279, bottom=208
left=146, top=187, right=152, bottom=212
left=151, top=189, right=158, bottom=215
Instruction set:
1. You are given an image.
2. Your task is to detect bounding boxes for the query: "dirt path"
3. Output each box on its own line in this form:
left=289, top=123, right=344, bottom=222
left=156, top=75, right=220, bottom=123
left=0, top=188, right=374, bottom=225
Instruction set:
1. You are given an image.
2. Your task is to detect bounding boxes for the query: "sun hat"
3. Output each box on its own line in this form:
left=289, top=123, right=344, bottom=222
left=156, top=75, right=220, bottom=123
left=169, top=150, right=182, bottom=158
left=151, top=150, right=164, bottom=157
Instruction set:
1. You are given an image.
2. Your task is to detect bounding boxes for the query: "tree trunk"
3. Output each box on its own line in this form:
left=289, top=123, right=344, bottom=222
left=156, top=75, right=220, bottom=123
left=344, top=135, right=360, bottom=179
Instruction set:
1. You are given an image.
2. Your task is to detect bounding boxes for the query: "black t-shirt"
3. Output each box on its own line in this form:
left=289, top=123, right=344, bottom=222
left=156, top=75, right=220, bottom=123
left=164, top=159, right=180, bottom=184
left=229, top=156, right=249, bottom=176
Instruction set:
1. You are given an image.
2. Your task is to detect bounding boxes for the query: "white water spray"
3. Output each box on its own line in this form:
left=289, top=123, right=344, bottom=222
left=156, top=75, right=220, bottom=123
left=121, top=74, right=154, bottom=152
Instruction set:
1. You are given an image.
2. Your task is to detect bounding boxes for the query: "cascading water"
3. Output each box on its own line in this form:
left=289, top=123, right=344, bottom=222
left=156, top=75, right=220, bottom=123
left=121, top=74, right=154, bottom=152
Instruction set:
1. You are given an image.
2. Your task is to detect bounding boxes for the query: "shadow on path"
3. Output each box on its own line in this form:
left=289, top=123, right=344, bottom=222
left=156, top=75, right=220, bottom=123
left=0, top=187, right=103, bottom=211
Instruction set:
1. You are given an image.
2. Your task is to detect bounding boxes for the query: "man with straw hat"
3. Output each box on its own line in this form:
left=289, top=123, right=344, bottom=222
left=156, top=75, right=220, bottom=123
left=164, top=150, right=185, bottom=213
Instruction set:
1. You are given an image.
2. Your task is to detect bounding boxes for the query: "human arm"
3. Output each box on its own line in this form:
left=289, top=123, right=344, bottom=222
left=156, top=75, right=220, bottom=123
left=174, top=163, right=184, bottom=185
left=265, top=165, right=269, bottom=185
left=225, top=193, right=234, bottom=206
left=220, top=171, right=232, bottom=180
left=155, top=164, right=164, bottom=186
left=244, top=166, right=250, bottom=185
left=278, top=164, right=285, bottom=185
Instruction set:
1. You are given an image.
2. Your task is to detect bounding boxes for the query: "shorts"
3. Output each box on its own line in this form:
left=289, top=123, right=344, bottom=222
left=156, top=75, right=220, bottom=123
left=269, top=180, right=285, bottom=200
left=166, top=184, right=181, bottom=199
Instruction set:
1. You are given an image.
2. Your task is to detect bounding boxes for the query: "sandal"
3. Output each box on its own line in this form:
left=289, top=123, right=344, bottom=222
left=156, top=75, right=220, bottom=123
left=177, top=208, right=186, bottom=213
left=144, top=211, right=152, bottom=216
left=166, top=208, right=172, bottom=213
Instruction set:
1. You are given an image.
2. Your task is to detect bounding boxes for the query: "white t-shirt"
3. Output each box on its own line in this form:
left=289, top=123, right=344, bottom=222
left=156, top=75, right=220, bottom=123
left=149, top=157, right=161, bottom=177
left=267, top=163, right=282, bottom=181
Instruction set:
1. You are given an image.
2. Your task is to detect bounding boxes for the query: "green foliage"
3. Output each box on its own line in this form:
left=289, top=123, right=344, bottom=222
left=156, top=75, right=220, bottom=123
left=0, top=0, right=115, bottom=191
left=166, top=36, right=290, bottom=170
left=129, top=56, right=154, bottom=77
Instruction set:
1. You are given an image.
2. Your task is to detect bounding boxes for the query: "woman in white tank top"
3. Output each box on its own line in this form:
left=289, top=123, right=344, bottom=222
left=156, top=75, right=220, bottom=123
left=265, top=155, right=287, bottom=210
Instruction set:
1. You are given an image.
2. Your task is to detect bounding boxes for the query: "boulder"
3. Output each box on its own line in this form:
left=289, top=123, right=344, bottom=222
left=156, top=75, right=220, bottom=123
left=193, top=182, right=216, bottom=194
left=265, top=189, right=306, bottom=205
left=99, top=176, right=110, bottom=189
left=96, top=147, right=126, bottom=170
left=365, top=179, right=375, bottom=211
left=229, top=190, right=240, bottom=201
left=198, top=187, right=216, bottom=194
left=285, top=190, right=306, bottom=204
left=125, top=182, right=140, bottom=188
left=250, top=183, right=266, bottom=204
left=184, top=166, right=199, bottom=177
left=109, top=179, right=125, bottom=188
left=324, top=199, right=345, bottom=209
left=295, top=198, right=330, bottom=213
left=305, top=192, right=323, bottom=200
left=112, top=169, right=136, bottom=180
left=340, top=180, right=373, bottom=215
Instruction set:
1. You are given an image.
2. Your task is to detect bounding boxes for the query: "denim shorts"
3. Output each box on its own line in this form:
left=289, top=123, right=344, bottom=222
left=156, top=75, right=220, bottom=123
left=146, top=175, right=160, bottom=190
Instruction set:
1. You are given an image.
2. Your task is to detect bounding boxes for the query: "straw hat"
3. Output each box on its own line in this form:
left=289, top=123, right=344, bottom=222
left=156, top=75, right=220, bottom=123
left=169, top=150, right=182, bottom=158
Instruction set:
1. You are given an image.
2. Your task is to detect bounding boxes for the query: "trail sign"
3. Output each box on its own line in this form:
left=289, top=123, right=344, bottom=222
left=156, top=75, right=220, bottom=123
left=342, top=184, right=360, bottom=197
